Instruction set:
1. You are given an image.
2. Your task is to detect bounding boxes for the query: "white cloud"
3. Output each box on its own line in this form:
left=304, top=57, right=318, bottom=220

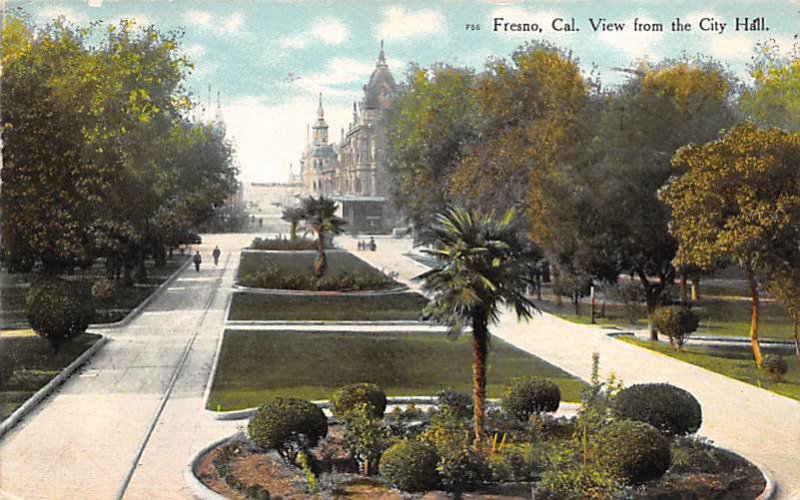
left=182, top=10, right=246, bottom=37
left=105, top=13, right=154, bottom=28
left=37, top=5, right=89, bottom=25
left=224, top=97, right=354, bottom=183
left=294, top=57, right=375, bottom=98
left=185, top=44, right=206, bottom=61
left=598, top=15, right=665, bottom=59
left=375, top=7, right=445, bottom=41
left=280, top=18, right=349, bottom=49
left=708, top=33, right=758, bottom=61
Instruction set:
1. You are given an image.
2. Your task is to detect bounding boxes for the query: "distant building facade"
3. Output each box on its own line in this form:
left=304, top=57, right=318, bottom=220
left=298, top=42, right=400, bottom=234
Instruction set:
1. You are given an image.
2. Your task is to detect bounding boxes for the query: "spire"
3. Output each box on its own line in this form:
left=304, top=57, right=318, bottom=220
left=378, top=40, right=386, bottom=66
left=213, top=91, right=225, bottom=130
left=353, top=101, right=358, bottom=122
left=317, top=93, right=324, bottom=119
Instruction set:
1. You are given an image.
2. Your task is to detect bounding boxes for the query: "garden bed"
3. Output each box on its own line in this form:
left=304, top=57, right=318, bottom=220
left=207, top=330, right=585, bottom=411
left=0, top=330, right=102, bottom=420
left=236, top=250, right=400, bottom=291
left=228, top=291, right=427, bottom=322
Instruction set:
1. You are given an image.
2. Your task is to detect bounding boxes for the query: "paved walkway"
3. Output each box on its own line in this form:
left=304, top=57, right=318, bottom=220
left=344, top=236, right=800, bottom=500
left=0, top=234, right=251, bottom=500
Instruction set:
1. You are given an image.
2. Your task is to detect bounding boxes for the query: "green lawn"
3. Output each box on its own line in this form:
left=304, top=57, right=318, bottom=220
left=237, top=250, right=397, bottom=288
left=228, top=291, right=427, bottom=321
left=619, top=337, right=800, bottom=401
left=0, top=331, right=102, bottom=420
left=208, top=330, right=586, bottom=411
left=1, top=255, right=189, bottom=329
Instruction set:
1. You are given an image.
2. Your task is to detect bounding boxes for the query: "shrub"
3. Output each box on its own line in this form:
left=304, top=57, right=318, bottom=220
left=436, top=388, right=472, bottom=419
left=536, top=445, right=621, bottom=499
left=251, top=236, right=317, bottom=251
left=652, top=306, right=699, bottom=349
left=502, top=377, right=560, bottom=422
left=341, top=403, right=394, bottom=475
left=0, top=355, right=14, bottom=389
left=488, top=443, right=543, bottom=482
left=379, top=439, right=440, bottom=492
left=614, top=383, right=702, bottom=436
left=762, top=354, right=789, bottom=382
left=331, top=383, right=387, bottom=419
left=27, top=277, right=95, bottom=350
left=595, top=420, right=671, bottom=484
left=606, top=283, right=645, bottom=324
left=91, top=278, right=116, bottom=301
left=248, top=398, right=328, bottom=463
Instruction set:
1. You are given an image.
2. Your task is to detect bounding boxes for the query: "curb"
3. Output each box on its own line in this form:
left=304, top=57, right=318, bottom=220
left=184, top=435, right=233, bottom=500
left=753, top=458, right=778, bottom=500
left=0, top=334, right=108, bottom=440
left=231, top=284, right=410, bottom=295
left=225, top=319, right=436, bottom=327
left=201, top=327, right=228, bottom=414
left=89, top=257, right=192, bottom=330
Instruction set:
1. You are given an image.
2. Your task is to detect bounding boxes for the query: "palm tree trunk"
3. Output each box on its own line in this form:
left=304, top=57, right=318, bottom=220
left=313, top=229, right=327, bottom=277
left=745, top=266, right=764, bottom=367
left=680, top=273, right=688, bottom=305
left=291, top=221, right=298, bottom=240
left=471, top=312, right=489, bottom=450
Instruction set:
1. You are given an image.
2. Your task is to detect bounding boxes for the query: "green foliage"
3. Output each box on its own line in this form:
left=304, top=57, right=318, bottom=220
left=250, top=237, right=317, bottom=251
left=762, top=354, right=789, bottom=381
left=652, top=306, right=700, bottom=350
left=436, top=388, right=473, bottom=419
left=741, top=39, right=800, bottom=131
left=26, top=278, right=95, bottom=349
left=296, top=451, right=318, bottom=492
left=606, top=283, right=646, bottom=324
left=281, top=206, right=306, bottom=240
left=331, top=383, right=387, bottom=419
left=247, top=398, right=328, bottom=464
left=614, top=383, right=702, bottom=436
left=594, top=420, right=671, bottom=484
left=488, top=443, right=542, bottom=482
left=379, top=439, right=440, bottom=492
left=299, top=196, right=347, bottom=277
left=0, top=355, right=14, bottom=390
left=91, top=278, right=117, bottom=301
left=340, top=402, right=394, bottom=475
left=241, top=267, right=393, bottom=291
left=536, top=445, right=622, bottom=499
left=502, top=377, right=561, bottom=422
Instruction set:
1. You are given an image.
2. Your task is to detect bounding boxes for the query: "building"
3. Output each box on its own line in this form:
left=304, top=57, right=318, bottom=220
left=298, top=42, right=400, bottom=234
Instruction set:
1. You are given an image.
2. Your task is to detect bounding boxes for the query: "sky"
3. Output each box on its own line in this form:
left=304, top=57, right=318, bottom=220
left=12, top=0, right=800, bottom=183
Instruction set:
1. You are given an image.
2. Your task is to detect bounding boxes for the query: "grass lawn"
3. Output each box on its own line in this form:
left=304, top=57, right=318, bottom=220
left=619, top=336, right=800, bottom=401
left=229, top=291, right=427, bottom=322
left=237, top=250, right=398, bottom=289
left=208, top=330, right=586, bottom=411
left=0, top=330, right=101, bottom=420
left=1, top=255, right=188, bottom=329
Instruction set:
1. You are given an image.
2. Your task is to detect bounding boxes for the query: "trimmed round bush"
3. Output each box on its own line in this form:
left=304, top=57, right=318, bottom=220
left=652, top=306, right=699, bottom=349
left=502, top=377, right=560, bottom=422
left=0, top=355, right=14, bottom=389
left=248, top=397, right=328, bottom=461
left=379, top=439, right=440, bottom=492
left=595, top=420, right=671, bottom=484
left=763, top=354, right=789, bottom=381
left=27, top=277, right=95, bottom=349
left=614, top=383, right=702, bottom=436
left=331, top=383, right=387, bottom=419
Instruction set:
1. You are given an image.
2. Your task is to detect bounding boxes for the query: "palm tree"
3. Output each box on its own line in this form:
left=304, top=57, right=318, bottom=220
left=281, top=206, right=305, bottom=240
left=300, top=196, right=346, bottom=277
left=416, top=207, right=539, bottom=448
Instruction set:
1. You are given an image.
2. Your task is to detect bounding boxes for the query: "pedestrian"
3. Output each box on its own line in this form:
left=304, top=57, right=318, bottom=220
left=358, top=240, right=363, bottom=251
left=212, top=245, right=221, bottom=266
left=193, top=251, right=202, bottom=272
left=369, top=237, right=376, bottom=252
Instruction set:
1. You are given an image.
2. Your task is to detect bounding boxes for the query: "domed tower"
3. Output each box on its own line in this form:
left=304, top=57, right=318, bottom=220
left=363, top=40, right=396, bottom=111
left=312, top=93, right=329, bottom=145
left=300, top=94, right=337, bottom=197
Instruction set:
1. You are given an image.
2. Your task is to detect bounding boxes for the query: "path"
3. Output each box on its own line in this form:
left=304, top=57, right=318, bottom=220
left=344, top=236, right=800, bottom=500
left=0, top=233, right=251, bottom=500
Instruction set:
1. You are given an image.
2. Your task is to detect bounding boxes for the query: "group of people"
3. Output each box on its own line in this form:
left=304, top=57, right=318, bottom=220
left=193, top=245, right=222, bottom=272
left=357, top=237, right=377, bottom=252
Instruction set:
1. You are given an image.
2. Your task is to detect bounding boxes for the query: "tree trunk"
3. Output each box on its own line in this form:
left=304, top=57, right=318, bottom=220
left=646, top=297, right=658, bottom=340
left=680, top=274, right=688, bottom=305
left=745, top=266, right=764, bottom=367
left=471, top=313, right=489, bottom=450
left=291, top=221, right=298, bottom=240
left=793, top=317, right=799, bottom=359
left=313, top=230, right=327, bottom=277
left=691, top=274, right=701, bottom=302
left=573, top=294, right=580, bottom=316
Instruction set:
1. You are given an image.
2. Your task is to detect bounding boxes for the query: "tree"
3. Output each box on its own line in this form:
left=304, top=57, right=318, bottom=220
left=387, top=64, right=476, bottom=232
left=416, top=208, right=538, bottom=447
left=300, top=196, right=346, bottom=277
left=661, top=123, right=800, bottom=367
left=741, top=39, right=800, bottom=132
left=281, top=206, right=305, bottom=240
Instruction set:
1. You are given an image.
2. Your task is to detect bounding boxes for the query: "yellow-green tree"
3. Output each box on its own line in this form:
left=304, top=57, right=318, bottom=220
left=741, top=40, right=800, bottom=132
left=661, top=123, right=800, bottom=367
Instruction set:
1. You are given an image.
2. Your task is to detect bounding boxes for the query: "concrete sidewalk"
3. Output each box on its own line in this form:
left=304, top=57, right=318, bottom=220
left=0, top=234, right=250, bottom=500
left=344, top=236, right=800, bottom=500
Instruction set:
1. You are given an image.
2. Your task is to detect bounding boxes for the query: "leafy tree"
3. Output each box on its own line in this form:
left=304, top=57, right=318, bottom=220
left=300, top=196, right=346, bottom=277
left=281, top=206, right=305, bottom=240
left=387, top=64, right=476, bottom=231
left=741, top=40, right=800, bottom=131
left=661, top=123, right=800, bottom=367
left=416, top=208, right=538, bottom=447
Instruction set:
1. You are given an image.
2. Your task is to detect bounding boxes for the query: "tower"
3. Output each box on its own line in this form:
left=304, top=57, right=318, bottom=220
left=312, top=93, right=329, bottom=145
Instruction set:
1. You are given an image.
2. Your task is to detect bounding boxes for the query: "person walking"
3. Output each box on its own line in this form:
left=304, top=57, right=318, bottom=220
left=212, top=246, right=221, bottom=266
left=369, top=237, right=376, bottom=252
left=193, top=251, right=202, bottom=272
